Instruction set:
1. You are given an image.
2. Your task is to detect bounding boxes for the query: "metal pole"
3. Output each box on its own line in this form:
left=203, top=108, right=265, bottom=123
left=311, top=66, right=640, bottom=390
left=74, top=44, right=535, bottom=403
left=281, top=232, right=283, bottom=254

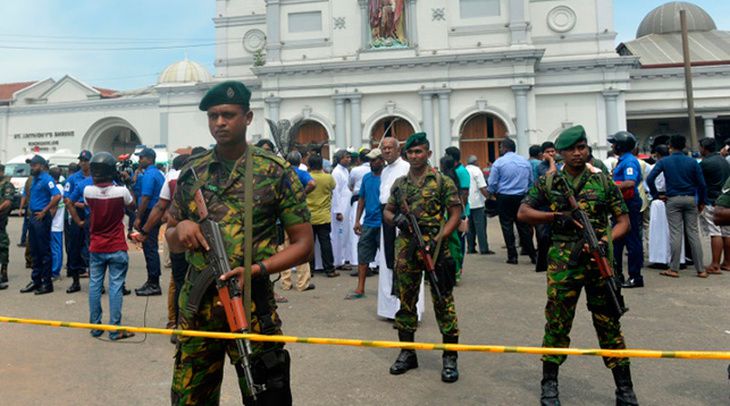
left=680, top=9, right=698, bottom=151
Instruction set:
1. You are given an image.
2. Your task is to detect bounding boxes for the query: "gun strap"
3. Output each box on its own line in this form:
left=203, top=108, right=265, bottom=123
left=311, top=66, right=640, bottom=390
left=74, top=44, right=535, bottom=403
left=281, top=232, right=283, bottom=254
left=244, top=146, right=253, bottom=329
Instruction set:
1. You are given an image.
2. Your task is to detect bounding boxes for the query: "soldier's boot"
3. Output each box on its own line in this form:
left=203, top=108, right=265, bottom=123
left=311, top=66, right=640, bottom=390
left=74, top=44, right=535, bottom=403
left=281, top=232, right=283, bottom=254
left=540, top=362, right=561, bottom=406
left=389, top=331, right=418, bottom=375
left=66, top=275, right=80, bottom=294
left=612, top=365, right=639, bottom=406
left=441, top=334, right=459, bottom=383
left=0, top=265, right=7, bottom=290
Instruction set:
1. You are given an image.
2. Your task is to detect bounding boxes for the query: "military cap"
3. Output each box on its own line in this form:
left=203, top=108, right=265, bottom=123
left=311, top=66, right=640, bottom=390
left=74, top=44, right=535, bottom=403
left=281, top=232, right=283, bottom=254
left=198, top=81, right=251, bottom=111
left=554, top=125, right=587, bottom=151
left=135, top=147, right=156, bottom=160
left=404, top=132, right=429, bottom=151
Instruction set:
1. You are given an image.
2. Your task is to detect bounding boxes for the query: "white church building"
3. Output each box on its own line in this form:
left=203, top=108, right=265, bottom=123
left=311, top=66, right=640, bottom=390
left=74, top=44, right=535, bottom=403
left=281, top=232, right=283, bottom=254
left=1, top=1, right=728, bottom=165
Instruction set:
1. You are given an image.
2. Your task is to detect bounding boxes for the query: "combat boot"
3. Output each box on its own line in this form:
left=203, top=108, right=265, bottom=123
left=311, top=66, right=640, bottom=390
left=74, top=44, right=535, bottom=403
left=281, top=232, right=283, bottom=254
left=612, top=365, right=639, bottom=405
left=389, top=331, right=418, bottom=375
left=540, top=362, right=560, bottom=406
left=0, top=264, right=8, bottom=289
left=66, top=275, right=80, bottom=294
left=441, top=335, right=459, bottom=383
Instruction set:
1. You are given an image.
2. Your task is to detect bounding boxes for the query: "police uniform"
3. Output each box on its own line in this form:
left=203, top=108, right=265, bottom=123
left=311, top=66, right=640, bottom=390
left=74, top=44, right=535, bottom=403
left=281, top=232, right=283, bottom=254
left=169, top=81, right=310, bottom=405
left=386, top=132, right=462, bottom=383
left=25, top=162, right=61, bottom=292
left=523, top=125, right=638, bottom=405
left=612, top=151, right=644, bottom=286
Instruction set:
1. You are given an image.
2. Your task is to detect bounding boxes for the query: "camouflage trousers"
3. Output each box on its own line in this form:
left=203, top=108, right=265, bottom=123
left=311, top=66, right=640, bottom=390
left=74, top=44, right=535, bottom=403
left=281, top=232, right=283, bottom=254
left=0, top=219, right=8, bottom=265
left=542, top=243, right=628, bottom=369
left=393, top=235, right=459, bottom=337
left=171, top=280, right=287, bottom=405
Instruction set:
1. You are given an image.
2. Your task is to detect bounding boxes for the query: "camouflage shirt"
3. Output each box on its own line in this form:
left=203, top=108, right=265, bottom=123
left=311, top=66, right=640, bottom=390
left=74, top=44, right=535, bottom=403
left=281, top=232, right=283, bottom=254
left=0, top=177, right=14, bottom=217
left=169, top=146, right=310, bottom=273
left=523, top=168, right=627, bottom=241
left=387, top=167, right=462, bottom=231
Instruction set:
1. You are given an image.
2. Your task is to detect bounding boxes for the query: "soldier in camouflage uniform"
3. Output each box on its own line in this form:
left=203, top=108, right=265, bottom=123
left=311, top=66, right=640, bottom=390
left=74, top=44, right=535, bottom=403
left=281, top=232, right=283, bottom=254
left=383, top=132, right=463, bottom=383
left=0, top=164, right=15, bottom=289
left=518, top=125, right=638, bottom=406
left=167, top=81, right=312, bottom=406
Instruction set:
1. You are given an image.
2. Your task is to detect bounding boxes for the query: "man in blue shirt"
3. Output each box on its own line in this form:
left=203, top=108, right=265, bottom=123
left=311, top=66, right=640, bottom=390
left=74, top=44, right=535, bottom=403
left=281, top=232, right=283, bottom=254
left=133, top=147, right=165, bottom=296
left=646, top=135, right=707, bottom=278
left=346, top=148, right=385, bottom=299
left=488, top=138, right=535, bottom=264
left=64, top=150, right=92, bottom=293
left=20, top=155, right=62, bottom=295
left=608, top=131, right=645, bottom=288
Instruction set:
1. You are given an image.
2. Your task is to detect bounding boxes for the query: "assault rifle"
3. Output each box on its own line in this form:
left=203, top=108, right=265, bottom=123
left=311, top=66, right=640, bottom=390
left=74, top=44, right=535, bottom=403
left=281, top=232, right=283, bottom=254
left=192, top=174, right=265, bottom=400
left=558, top=176, right=628, bottom=318
left=401, top=205, right=444, bottom=303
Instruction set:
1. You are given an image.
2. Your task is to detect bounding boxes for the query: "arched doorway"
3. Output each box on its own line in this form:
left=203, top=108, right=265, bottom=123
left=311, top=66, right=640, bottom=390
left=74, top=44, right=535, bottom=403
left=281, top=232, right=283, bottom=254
left=459, top=113, right=508, bottom=166
left=94, top=126, right=141, bottom=157
left=295, top=120, right=330, bottom=160
left=369, top=116, right=415, bottom=147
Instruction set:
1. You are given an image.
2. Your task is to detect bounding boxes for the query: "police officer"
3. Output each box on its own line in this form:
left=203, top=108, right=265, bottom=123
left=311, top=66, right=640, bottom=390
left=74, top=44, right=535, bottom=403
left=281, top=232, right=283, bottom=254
left=65, top=150, right=92, bottom=293
left=609, top=131, right=645, bottom=288
left=20, top=155, right=62, bottom=295
left=133, top=147, right=165, bottom=296
left=383, top=132, right=463, bottom=383
left=518, top=126, right=638, bottom=405
left=166, top=81, right=313, bottom=405
left=0, top=164, right=15, bottom=290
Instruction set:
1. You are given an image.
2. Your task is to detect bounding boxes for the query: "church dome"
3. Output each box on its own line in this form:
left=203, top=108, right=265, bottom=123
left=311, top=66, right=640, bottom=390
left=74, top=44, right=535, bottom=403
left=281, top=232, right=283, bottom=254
left=636, top=2, right=716, bottom=39
left=158, top=59, right=212, bottom=84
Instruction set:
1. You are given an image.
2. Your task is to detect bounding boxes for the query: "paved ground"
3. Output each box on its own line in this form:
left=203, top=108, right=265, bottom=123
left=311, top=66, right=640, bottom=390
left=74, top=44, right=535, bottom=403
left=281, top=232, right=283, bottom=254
left=0, top=216, right=728, bottom=405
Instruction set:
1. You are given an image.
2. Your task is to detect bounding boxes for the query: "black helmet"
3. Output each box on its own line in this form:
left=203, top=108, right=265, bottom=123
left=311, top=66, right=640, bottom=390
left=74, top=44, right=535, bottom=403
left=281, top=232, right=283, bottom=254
left=608, top=131, right=637, bottom=152
left=89, top=151, right=117, bottom=178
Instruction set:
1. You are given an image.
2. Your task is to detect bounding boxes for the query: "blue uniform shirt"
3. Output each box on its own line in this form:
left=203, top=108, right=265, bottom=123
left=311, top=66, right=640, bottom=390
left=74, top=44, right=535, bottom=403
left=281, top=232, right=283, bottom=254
left=29, top=172, right=60, bottom=211
left=68, top=176, right=94, bottom=215
left=613, top=152, right=642, bottom=201
left=360, top=172, right=382, bottom=228
left=138, top=165, right=165, bottom=208
left=64, top=170, right=82, bottom=195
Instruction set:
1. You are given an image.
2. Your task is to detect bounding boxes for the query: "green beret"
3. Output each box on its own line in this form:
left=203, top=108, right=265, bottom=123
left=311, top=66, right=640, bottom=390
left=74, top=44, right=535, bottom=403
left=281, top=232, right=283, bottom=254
left=403, top=132, right=429, bottom=151
left=555, top=125, right=587, bottom=151
left=199, top=81, right=251, bottom=111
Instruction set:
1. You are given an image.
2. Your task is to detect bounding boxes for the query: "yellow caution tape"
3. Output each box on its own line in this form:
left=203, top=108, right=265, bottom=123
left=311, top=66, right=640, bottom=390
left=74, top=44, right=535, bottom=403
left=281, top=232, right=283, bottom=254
left=1, top=316, right=729, bottom=360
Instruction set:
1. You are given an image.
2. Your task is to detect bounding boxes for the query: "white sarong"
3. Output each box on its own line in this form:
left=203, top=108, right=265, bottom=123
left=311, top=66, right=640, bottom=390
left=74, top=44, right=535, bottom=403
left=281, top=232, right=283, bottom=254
left=648, top=199, right=684, bottom=264
left=376, top=228, right=424, bottom=320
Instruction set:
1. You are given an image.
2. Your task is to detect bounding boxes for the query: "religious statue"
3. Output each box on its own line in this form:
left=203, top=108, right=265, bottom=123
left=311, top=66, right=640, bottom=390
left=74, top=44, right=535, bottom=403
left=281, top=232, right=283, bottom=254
left=368, top=0, right=407, bottom=48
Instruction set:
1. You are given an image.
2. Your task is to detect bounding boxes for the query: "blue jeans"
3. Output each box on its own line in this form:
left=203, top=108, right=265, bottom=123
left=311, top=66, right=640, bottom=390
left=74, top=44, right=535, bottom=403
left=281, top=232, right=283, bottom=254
left=51, top=231, right=63, bottom=278
left=140, top=210, right=161, bottom=284
left=89, top=251, right=129, bottom=338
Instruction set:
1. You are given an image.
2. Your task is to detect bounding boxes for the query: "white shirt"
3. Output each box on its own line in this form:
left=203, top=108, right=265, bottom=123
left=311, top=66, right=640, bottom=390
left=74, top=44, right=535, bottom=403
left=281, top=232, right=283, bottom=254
left=52, top=184, right=64, bottom=232
left=466, top=164, right=488, bottom=209
left=380, top=157, right=410, bottom=204
left=331, top=164, right=351, bottom=215
left=159, top=169, right=181, bottom=201
left=349, top=163, right=371, bottom=195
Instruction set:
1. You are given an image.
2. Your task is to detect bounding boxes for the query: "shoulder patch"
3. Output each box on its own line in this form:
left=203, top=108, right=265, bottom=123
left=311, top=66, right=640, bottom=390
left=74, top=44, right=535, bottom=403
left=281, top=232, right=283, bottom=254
left=48, top=181, right=54, bottom=189
left=626, top=167, right=634, bottom=176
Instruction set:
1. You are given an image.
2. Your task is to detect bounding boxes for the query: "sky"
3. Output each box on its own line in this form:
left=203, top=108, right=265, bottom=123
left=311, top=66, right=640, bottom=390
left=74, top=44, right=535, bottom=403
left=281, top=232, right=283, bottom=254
left=1, top=1, right=729, bottom=91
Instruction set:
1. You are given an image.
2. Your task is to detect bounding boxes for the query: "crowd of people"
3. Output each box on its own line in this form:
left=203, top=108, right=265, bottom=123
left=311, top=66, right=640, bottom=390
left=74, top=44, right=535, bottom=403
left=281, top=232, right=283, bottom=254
left=2, top=79, right=729, bottom=405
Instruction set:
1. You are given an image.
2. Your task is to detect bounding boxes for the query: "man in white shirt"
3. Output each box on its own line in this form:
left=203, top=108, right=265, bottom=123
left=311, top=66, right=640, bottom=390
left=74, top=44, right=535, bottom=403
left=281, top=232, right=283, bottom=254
left=49, top=167, right=65, bottom=280
left=377, top=136, right=424, bottom=320
left=465, top=156, right=493, bottom=255
left=331, top=149, right=352, bottom=269
left=348, top=149, right=372, bottom=273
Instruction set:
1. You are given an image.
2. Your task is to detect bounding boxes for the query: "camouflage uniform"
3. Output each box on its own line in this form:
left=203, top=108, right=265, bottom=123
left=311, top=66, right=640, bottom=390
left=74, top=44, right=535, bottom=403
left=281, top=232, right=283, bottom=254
left=0, top=176, right=14, bottom=265
left=523, top=168, right=629, bottom=369
left=169, top=146, right=310, bottom=405
left=388, top=167, right=461, bottom=337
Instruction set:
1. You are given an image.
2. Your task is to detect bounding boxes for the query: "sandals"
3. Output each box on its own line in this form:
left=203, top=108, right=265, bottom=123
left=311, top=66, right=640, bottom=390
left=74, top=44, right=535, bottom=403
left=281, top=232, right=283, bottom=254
left=696, top=272, right=709, bottom=279
left=706, top=268, right=723, bottom=275
left=659, top=270, right=680, bottom=278
left=110, top=331, right=135, bottom=341
left=344, top=290, right=365, bottom=300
